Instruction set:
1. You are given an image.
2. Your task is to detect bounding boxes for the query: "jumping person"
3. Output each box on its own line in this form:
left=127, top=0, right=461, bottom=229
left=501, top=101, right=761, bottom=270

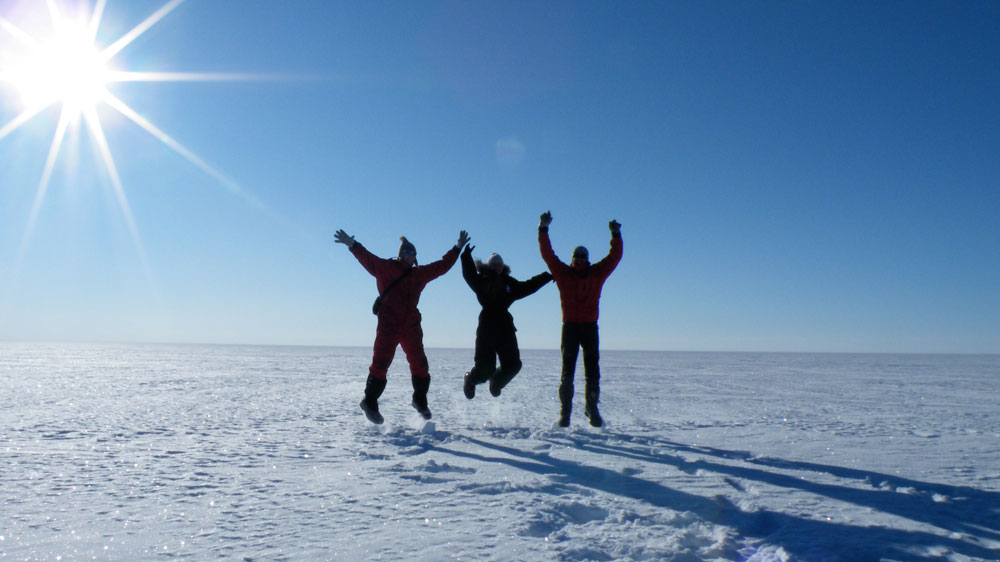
left=538, top=211, right=622, bottom=427
left=461, top=245, right=552, bottom=399
left=335, top=228, right=470, bottom=424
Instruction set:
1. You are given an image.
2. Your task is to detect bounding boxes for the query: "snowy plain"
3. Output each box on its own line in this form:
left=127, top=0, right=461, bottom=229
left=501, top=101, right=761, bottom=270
left=1, top=343, right=998, bottom=561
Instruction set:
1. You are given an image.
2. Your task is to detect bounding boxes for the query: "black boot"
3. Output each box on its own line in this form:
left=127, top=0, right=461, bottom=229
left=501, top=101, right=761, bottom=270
left=584, top=386, right=603, bottom=427
left=489, top=359, right=522, bottom=397
left=360, top=375, right=387, bottom=424
left=488, top=369, right=502, bottom=397
left=463, top=372, right=475, bottom=400
left=411, top=375, right=432, bottom=420
left=489, top=368, right=504, bottom=397
left=558, top=408, right=571, bottom=427
left=557, top=382, right=574, bottom=427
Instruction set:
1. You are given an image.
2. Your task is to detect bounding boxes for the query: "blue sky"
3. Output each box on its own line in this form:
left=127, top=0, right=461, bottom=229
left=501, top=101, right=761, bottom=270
left=1, top=0, right=997, bottom=353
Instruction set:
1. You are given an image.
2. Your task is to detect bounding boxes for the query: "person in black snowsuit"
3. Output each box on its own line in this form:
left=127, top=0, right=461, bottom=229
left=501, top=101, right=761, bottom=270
left=461, top=244, right=552, bottom=399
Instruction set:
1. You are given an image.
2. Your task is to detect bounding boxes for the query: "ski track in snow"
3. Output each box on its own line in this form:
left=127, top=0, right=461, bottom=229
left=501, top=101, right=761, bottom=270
left=1, top=343, right=998, bottom=561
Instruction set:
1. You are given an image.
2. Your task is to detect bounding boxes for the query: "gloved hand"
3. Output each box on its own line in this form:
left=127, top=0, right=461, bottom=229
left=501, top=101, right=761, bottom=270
left=609, top=220, right=621, bottom=235
left=462, top=244, right=475, bottom=257
left=334, top=229, right=356, bottom=248
left=539, top=211, right=553, bottom=228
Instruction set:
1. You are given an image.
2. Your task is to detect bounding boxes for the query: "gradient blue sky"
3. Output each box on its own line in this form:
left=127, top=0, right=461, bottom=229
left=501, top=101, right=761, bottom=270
left=1, top=0, right=998, bottom=353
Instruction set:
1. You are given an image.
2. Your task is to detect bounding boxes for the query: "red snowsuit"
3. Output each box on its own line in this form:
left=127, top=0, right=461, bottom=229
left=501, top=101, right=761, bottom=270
left=538, top=229, right=623, bottom=323
left=350, top=243, right=459, bottom=380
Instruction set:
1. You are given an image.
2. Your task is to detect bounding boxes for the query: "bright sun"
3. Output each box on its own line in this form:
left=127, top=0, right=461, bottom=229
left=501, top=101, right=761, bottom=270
left=1, top=0, right=266, bottom=280
left=8, top=20, right=110, bottom=115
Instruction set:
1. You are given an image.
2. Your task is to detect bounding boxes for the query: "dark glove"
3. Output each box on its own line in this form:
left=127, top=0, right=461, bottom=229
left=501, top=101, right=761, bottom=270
left=539, top=211, right=553, bottom=228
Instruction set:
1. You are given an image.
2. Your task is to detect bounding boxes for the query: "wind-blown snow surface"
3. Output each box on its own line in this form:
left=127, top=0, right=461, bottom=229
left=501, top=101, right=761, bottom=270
left=1, top=344, right=998, bottom=561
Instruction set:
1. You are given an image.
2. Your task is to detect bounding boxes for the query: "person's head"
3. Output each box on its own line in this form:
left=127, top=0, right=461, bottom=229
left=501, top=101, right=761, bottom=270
left=398, top=237, right=417, bottom=265
left=571, top=245, right=589, bottom=266
left=487, top=253, right=504, bottom=273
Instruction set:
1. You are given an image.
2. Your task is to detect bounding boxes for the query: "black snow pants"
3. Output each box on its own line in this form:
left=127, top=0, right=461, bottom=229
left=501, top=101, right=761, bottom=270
left=559, top=321, right=600, bottom=414
left=468, top=311, right=522, bottom=390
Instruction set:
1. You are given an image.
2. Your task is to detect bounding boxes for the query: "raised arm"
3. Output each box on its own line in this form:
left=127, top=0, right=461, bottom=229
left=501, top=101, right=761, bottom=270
left=336, top=229, right=386, bottom=277
left=592, top=219, right=623, bottom=277
left=460, top=244, right=478, bottom=289
left=537, top=211, right=564, bottom=271
left=415, top=231, right=467, bottom=282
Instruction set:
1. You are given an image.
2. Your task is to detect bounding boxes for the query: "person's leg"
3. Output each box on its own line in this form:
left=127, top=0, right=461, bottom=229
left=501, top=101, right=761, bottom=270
left=400, top=320, right=429, bottom=378
left=559, top=323, right=582, bottom=426
left=399, top=321, right=432, bottom=419
left=490, top=323, right=522, bottom=396
left=410, top=373, right=431, bottom=419
left=360, top=375, right=387, bottom=424
left=361, top=322, right=398, bottom=424
left=368, top=322, right=399, bottom=380
left=468, top=322, right=497, bottom=385
left=581, top=323, right=602, bottom=427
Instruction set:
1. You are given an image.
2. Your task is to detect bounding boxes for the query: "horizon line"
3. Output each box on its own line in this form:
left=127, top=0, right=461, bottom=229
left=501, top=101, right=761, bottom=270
left=1, top=339, right=997, bottom=357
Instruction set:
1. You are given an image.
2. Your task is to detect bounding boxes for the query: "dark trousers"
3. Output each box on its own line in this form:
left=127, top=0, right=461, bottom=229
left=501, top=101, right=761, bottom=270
left=560, top=322, right=600, bottom=411
left=468, top=315, right=522, bottom=386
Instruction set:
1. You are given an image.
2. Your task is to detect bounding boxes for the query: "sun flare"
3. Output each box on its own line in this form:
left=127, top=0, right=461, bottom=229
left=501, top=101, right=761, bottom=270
left=7, top=18, right=110, bottom=115
left=1, top=0, right=267, bottom=285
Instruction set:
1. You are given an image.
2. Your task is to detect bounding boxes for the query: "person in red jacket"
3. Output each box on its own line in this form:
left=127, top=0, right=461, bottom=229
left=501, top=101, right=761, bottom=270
left=335, top=228, right=470, bottom=424
left=538, top=211, right=622, bottom=427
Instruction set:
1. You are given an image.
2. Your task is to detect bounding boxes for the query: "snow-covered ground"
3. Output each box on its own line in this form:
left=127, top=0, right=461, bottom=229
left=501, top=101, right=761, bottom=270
left=1, top=343, right=998, bottom=561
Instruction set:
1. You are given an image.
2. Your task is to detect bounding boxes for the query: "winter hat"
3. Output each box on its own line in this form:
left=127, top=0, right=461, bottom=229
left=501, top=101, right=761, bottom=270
left=399, top=237, right=417, bottom=256
left=487, top=253, right=504, bottom=269
left=572, top=246, right=589, bottom=260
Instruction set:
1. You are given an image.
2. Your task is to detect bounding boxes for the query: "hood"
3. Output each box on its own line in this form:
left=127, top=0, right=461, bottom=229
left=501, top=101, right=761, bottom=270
left=475, top=259, right=511, bottom=276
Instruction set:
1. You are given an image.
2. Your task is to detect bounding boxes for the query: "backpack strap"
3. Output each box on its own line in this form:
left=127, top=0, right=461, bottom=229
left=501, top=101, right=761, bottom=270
left=380, top=267, right=413, bottom=298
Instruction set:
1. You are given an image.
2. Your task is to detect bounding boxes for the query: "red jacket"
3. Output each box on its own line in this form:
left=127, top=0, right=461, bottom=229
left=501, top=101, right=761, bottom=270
left=350, top=243, right=459, bottom=326
left=539, top=228, right=623, bottom=323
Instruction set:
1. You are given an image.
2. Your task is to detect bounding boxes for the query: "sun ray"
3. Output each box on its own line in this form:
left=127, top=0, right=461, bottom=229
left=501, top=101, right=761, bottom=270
left=0, top=16, right=40, bottom=49
left=0, top=104, right=50, bottom=142
left=14, top=105, right=72, bottom=271
left=103, top=92, right=266, bottom=210
left=82, top=104, right=156, bottom=287
left=45, top=0, right=61, bottom=23
left=100, top=0, right=184, bottom=62
left=87, top=0, right=107, bottom=41
left=106, top=71, right=283, bottom=83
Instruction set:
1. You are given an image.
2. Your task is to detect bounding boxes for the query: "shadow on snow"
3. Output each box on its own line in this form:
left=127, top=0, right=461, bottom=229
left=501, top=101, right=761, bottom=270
left=433, top=431, right=998, bottom=562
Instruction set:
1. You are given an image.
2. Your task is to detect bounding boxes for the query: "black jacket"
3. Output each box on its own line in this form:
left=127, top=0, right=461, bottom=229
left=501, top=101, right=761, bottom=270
left=461, top=249, right=552, bottom=322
